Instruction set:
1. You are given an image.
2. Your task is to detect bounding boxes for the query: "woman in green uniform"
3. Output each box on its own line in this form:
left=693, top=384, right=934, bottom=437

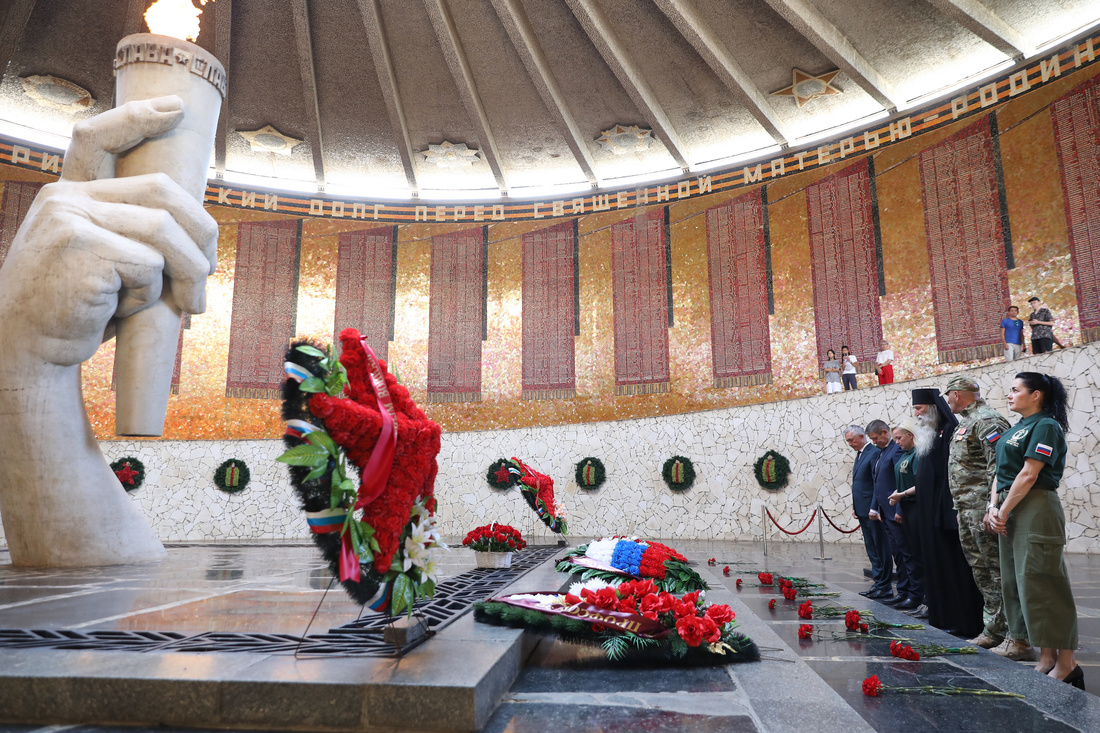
left=889, top=418, right=925, bottom=614
left=986, top=372, right=1081, bottom=689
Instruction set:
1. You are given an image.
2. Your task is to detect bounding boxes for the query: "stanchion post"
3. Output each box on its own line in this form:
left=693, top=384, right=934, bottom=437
left=813, top=506, right=831, bottom=561
left=761, top=505, right=768, bottom=558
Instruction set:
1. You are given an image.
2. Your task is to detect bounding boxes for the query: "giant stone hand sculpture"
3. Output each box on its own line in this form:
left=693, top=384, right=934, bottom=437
left=0, top=97, right=218, bottom=566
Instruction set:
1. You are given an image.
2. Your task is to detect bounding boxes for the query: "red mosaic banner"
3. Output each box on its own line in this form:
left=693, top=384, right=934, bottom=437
left=225, top=220, right=301, bottom=398
left=919, top=116, right=1010, bottom=362
left=0, top=180, right=43, bottom=265
left=706, top=190, right=772, bottom=387
left=335, top=226, right=397, bottom=361
left=807, top=158, right=883, bottom=371
left=522, top=220, right=577, bottom=399
left=612, top=208, right=670, bottom=395
left=1052, top=74, right=1100, bottom=344
left=427, top=226, right=486, bottom=402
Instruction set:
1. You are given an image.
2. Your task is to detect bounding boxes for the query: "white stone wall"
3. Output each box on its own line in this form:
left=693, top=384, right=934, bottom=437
left=1, top=343, right=1097, bottom=552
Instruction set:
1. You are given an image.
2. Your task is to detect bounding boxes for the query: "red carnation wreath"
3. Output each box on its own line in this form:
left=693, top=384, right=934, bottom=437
left=279, top=328, right=444, bottom=615
left=498, top=457, right=567, bottom=534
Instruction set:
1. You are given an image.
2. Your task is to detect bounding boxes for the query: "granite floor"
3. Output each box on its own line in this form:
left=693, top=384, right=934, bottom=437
left=0, top=539, right=1098, bottom=732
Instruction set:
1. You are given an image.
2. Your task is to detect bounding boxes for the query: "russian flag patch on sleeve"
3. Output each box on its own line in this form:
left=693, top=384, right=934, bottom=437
left=984, top=430, right=1000, bottom=442
left=1035, top=443, right=1053, bottom=457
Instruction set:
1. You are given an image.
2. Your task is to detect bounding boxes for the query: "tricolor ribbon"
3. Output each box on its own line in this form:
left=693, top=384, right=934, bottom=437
left=353, top=338, right=397, bottom=512
left=306, top=508, right=360, bottom=582
left=285, top=418, right=319, bottom=439
left=285, top=361, right=312, bottom=383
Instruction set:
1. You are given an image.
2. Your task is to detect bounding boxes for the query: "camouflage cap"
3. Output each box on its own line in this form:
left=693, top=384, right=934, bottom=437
left=945, top=376, right=980, bottom=393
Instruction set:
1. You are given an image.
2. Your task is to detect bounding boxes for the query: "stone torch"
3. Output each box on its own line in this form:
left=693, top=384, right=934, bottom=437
left=112, top=0, right=224, bottom=436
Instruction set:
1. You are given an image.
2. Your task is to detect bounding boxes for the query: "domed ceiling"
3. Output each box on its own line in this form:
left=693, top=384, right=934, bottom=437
left=0, top=0, right=1098, bottom=200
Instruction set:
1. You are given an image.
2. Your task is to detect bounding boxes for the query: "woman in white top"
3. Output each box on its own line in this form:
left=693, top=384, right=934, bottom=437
left=841, top=345, right=858, bottom=391
left=823, top=349, right=842, bottom=394
left=875, top=340, right=894, bottom=385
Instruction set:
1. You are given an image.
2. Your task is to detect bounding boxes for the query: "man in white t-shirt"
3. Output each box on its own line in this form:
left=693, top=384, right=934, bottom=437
left=841, top=345, right=858, bottom=390
left=875, top=340, right=894, bottom=385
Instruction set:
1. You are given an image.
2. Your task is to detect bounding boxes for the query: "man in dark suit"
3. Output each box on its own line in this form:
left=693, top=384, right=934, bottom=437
left=867, top=419, right=921, bottom=609
left=844, top=424, right=890, bottom=599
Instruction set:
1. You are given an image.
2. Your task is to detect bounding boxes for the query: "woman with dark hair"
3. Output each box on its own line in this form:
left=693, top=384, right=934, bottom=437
left=986, top=372, right=1081, bottom=689
left=823, top=349, right=842, bottom=394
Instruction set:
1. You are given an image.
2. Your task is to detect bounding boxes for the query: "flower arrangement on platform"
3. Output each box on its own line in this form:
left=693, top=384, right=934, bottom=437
left=487, top=457, right=567, bottom=534
left=462, top=523, right=527, bottom=553
left=213, top=458, right=250, bottom=494
left=890, top=640, right=978, bottom=658
left=473, top=579, right=759, bottom=665
left=556, top=538, right=708, bottom=593
left=803, top=603, right=924, bottom=630
left=111, top=456, right=145, bottom=492
left=662, top=455, right=696, bottom=490
left=862, top=674, right=1023, bottom=698
left=753, top=450, right=791, bottom=490
left=277, top=330, right=444, bottom=615
left=575, top=457, right=606, bottom=489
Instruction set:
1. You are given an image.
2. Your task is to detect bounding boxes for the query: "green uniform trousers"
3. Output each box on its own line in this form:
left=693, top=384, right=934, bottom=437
left=999, top=489, right=1078, bottom=650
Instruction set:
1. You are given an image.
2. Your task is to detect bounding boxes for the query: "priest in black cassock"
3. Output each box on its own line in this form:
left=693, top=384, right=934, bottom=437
left=911, top=388, right=984, bottom=638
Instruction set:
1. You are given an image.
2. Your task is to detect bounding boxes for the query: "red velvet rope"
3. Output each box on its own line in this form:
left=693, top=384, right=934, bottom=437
left=820, top=508, right=861, bottom=534
left=765, top=508, right=817, bottom=535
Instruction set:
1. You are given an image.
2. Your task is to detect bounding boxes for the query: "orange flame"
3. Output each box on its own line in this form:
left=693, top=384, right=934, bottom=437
left=144, top=0, right=213, bottom=42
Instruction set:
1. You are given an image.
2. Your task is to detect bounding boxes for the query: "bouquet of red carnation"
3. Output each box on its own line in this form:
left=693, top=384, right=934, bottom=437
left=463, top=523, right=527, bottom=553
left=475, top=580, right=759, bottom=666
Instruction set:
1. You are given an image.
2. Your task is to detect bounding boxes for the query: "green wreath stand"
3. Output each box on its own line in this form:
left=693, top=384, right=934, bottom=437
left=487, top=458, right=519, bottom=490
left=753, top=450, right=791, bottom=490
left=111, top=456, right=145, bottom=493
left=214, top=458, right=251, bottom=494
left=662, top=456, right=695, bottom=491
left=575, top=457, right=606, bottom=489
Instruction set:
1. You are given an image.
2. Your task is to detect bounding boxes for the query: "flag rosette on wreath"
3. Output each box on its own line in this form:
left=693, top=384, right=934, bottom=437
left=556, top=538, right=708, bottom=593
left=753, top=450, right=791, bottom=490
left=474, top=579, right=758, bottom=665
left=278, top=329, right=445, bottom=615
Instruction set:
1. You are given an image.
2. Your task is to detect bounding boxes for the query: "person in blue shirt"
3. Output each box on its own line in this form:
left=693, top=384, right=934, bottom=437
left=1000, top=305, right=1025, bottom=361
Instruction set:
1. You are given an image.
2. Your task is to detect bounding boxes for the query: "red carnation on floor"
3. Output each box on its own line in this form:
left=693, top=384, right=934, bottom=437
left=862, top=675, right=883, bottom=697
left=768, top=599, right=776, bottom=610
left=758, top=572, right=773, bottom=585
left=860, top=623, right=869, bottom=634
left=708, top=558, right=717, bottom=566
left=798, top=624, right=813, bottom=640
left=735, top=578, right=742, bottom=588
left=723, top=566, right=731, bottom=576
left=845, top=610, right=862, bottom=631
left=798, top=600, right=813, bottom=619
left=781, top=585, right=798, bottom=601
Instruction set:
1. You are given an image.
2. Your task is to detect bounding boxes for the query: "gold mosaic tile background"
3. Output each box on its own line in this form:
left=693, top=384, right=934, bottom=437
left=5, top=64, right=1095, bottom=440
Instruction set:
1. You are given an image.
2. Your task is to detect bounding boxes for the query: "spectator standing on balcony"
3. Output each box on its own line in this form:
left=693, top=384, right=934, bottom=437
left=875, top=340, right=894, bottom=385
left=823, top=349, right=842, bottom=394
left=1001, top=305, right=1026, bottom=361
left=1026, top=297, right=1055, bottom=354
left=841, top=345, right=858, bottom=391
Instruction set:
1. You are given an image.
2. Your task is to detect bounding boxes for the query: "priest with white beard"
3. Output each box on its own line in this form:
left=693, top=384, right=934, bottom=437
left=912, top=388, right=984, bottom=638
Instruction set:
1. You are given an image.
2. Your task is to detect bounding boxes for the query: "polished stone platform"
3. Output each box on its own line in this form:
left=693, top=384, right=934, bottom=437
left=1, top=540, right=1098, bottom=732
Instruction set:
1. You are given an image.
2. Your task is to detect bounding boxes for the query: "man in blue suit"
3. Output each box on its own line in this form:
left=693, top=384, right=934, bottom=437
left=844, top=424, right=891, bottom=599
left=867, top=419, right=921, bottom=609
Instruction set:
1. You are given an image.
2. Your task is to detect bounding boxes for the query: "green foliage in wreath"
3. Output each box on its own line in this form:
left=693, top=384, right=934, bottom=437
left=575, top=457, right=606, bottom=489
left=110, top=456, right=145, bottom=493
left=214, top=458, right=251, bottom=494
left=487, top=458, right=519, bottom=490
left=753, top=450, right=791, bottom=490
left=662, top=455, right=695, bottom=491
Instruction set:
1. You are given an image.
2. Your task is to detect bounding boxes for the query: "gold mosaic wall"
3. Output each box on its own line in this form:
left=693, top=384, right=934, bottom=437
left=2, top=64, right=1095, bottom=440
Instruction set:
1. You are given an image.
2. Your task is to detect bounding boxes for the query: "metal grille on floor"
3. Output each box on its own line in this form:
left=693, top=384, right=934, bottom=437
left=0, top=546, right=561, bottom=657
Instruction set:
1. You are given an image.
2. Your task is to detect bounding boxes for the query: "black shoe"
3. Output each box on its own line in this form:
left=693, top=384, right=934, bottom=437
left=1060, top=666, right=1085, bottom=690
left=868, top=589, right=892, bottom=599
left=858, top=589, right=874, bottom=597
left=895, top=597, right=921, bottom=610
left=881, top=595, right=905, bottom=606
left=910, top=605, right=930, bottom=619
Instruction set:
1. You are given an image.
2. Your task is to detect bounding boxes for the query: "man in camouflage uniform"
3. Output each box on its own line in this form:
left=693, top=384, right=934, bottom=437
left=945, top=376, right=1025, bottom=655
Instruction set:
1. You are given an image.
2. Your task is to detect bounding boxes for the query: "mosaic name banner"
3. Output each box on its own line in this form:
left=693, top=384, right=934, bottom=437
left=2, top=33, right=1097, bottom=223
